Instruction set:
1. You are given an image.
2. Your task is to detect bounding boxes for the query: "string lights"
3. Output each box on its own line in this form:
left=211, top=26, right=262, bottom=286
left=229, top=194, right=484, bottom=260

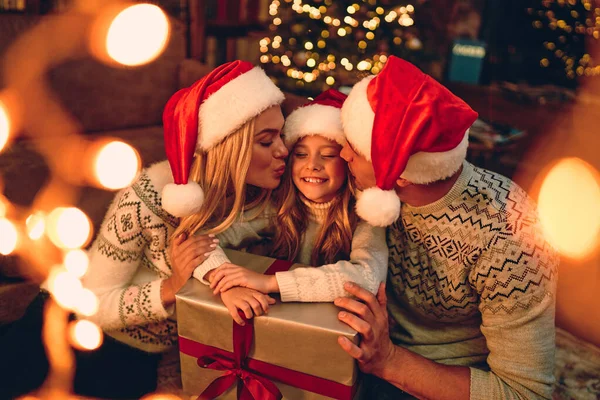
left=261, top=0, right=421, bottom=93
left=529, top=0, right=600, bottom=79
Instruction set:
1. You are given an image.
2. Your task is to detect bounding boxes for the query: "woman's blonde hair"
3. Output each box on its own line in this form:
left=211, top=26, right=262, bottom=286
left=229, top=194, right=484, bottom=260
left=270, top=153, right=358, bottom=266
left=172, top=119, right=270, bottom=239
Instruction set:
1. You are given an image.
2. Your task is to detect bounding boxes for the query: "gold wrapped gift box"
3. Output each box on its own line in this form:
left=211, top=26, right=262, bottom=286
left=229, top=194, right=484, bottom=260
left=176, top=249, right=360, bottom=399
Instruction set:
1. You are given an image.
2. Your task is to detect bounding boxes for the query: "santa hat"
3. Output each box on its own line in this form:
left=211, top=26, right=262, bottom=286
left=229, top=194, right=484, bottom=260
left=341, top=56, right=478, bottom=227
left=161, top=60, right=284, bottom=217
left=282, top=88, right=347, bottom=148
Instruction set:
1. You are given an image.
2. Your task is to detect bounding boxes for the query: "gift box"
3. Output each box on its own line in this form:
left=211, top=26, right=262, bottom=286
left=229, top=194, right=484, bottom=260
left=176, top=249, right=361, bottom=399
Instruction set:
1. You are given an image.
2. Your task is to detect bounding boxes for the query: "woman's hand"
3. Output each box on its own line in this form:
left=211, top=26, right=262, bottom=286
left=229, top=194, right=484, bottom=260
left=220, top=287, right=276, bottom=325
left=161, top=233, right=219, bottom=305
left=210, top=263, right=278, bottom=294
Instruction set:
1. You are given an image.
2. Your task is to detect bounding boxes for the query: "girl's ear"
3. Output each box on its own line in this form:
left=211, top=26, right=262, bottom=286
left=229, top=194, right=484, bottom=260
left=396, top=177, right=411, bottom=188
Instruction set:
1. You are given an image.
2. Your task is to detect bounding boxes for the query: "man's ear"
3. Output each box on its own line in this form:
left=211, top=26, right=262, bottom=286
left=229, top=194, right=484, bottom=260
left=396, top=177, right=411, bottom=188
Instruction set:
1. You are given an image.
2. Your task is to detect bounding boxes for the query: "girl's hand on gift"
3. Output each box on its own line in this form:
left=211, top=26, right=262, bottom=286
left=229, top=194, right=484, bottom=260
left=220, top=287, right=276, bottom=326
left=162, top=233, right=219, bottom=305
left=210, top=263, right=278, bottom=294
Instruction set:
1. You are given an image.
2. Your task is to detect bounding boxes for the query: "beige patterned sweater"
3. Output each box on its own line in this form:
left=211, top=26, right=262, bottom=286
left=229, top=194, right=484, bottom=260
left=386, top=162, right=559, bottom=399
left=193, top=196, right=389, bottom=302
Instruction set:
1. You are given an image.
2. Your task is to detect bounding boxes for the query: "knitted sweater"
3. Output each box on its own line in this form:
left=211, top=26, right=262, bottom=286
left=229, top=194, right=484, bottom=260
left=193, top=196, right=389, bottom=302
left=82, top=161, right=226, bottom=353
left=386, top=162, right=559, bottom=399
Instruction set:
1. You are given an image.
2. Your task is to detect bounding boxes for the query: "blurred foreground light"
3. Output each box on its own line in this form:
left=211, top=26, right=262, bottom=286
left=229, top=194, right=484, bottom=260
left=105, top=4, right=170, bottom=66
left=70, top=320, right=103, bottom=351
left=141, top=395, right=183, bottom=400
left=26, top=212, right=46, bottom=240
left=0, top=218, right=18, bottom=255
left=47, top=267, right=83, bottom=310
left=74, top=288, right=99, bottom=317
left=64, top=249, right=89, bottom=278
left=0, top=99, right=10, bottom=152
left=47, top=207, right=91, bottom=249
left=538, top=157, right=600, bottom=259
left=94, top=141, right=140, bottom=189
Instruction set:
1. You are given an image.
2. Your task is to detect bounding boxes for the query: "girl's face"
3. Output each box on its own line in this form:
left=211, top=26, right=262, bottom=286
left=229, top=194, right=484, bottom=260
left=246, top=106, right=288, bottom=189
left=291, top=135, right=347, bottom=203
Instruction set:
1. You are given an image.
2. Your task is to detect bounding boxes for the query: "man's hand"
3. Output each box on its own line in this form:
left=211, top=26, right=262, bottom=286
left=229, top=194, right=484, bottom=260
left=335, top=282, right=397, bottom=377
left=220, top=287, right=276, bottom=326
left=210, top=263, right=278, bottom=294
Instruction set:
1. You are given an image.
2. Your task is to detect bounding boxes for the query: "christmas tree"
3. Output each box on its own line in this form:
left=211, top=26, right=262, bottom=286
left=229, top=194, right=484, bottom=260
left=527, top=0, right=600, bottom=87
left=260, top=0, right=441, bottom=95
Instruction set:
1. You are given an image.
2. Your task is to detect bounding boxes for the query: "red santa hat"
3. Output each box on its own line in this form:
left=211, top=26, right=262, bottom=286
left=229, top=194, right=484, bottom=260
left=282, top=88, right=347, bottom=148
left=161, top=60, right=284, bottom=217
left=341, top=56, right=478, bottom=227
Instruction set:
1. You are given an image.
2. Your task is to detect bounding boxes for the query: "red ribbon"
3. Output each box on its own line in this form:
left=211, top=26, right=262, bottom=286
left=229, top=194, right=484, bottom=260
left=195, top=313, right=282, bottom=400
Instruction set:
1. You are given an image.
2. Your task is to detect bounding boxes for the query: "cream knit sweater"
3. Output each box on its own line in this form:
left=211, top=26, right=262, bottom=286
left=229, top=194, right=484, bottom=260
left=193, top=196, right=389, bottom=302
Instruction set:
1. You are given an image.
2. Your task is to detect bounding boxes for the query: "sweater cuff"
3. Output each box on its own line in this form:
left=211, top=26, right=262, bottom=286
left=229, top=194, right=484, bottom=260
left=469, top=367, right=488, bottom=400
left=275, top=271, right=300, bottom=302
left=150, top=279, right=174, bottom=319
left=192, top=247, right=230, bottom=285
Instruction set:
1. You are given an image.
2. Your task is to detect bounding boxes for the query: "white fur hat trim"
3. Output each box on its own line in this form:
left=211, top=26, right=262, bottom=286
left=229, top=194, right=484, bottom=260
left=283, top=104, right=346, bottom=148
left=198, top=67, right=285, bottom=151
left=355, top=187, right=401, bottom=227
left=341, top=75, right=375, bottom=160
left=162, top=181, right=205, bottom=218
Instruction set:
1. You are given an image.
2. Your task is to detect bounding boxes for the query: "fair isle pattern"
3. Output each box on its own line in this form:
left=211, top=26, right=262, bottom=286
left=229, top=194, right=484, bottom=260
left=387, top=164, right=558, bottom=322
left=90, top=169, right=180, bottom=350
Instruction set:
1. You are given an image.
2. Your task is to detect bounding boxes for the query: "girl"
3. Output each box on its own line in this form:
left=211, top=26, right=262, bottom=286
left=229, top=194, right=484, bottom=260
left=3, top=60, right=288, bottom=399
left=197, top=89, right=388, bottom=320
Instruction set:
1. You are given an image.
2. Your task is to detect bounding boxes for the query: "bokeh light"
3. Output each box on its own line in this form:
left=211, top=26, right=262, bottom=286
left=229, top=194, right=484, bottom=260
left=94, top=141, right=140, bottom=190
left=46, top=268, right=83, bottom=310
left=105, top=4, right=170, bottom=66
left=74, top=288, right=99, bottom=317
left=47, top=207, right=91, bottom=249
left=0, top=99, right=10, bottom=153
left=26, top=212, right=46, bottom=240
left=70, top=320, right=103, bottom=351
left=538, top=158, right=600, bottom=259
left=0, top=218, right=18, bottom=255
left=63, top=249, right=89, bottom=278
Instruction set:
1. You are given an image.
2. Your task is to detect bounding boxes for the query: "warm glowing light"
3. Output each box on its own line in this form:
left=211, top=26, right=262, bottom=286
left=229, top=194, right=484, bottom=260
left=347, top=6, right=355, bottom=14
left=366, top=31, right=375, bottom=40
left=47, top=207, right=91, bottom=249
left=26, top=212, right=45, bottom=240
left=105, top=4, right=170, bottom=66
left=326, top=76, right=335, bottom=85
left=357, top=60, right=371, bottom=70
left=273, top=17, right=282, bottom=25
left=304, top=73, right=315, bottom=82
left=74, top=288, right=99, bottom=317
left=0, top=218, right=18, bottom=255
left=304, top=41, right=314, bottom=50
left=0, top=99, right=10, bottom=152
left=338, top=28, right=347, bottom=37
left=141, top=394, right=183, bottom=400
left=47, top=268, right=83, bottom=310
left=70, top=320, right=103, bottom=351
left=307, top=59, right=316, bottom=67
left=64, top=249, right=89, bottom=278
left=94, top=141, right=140, bottom=190
left=538, top=158, right=600, bottom=259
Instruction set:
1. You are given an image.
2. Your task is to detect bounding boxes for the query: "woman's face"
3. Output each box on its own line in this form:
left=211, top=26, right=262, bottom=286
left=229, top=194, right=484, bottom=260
left=245, top=106, right=288, bottom=189
left=291, top=135, right=347, bottom=203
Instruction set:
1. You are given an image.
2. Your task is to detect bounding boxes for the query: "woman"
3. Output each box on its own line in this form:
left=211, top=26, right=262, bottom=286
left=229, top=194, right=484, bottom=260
left=2, top=60, right=288, bottom=399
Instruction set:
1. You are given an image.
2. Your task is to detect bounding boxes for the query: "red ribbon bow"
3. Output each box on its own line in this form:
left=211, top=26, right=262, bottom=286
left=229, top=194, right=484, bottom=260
left=196, top=312, right=282, bottom=400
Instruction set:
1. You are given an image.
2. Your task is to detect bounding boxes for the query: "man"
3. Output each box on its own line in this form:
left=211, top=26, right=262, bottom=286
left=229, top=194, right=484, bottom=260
left=334, top=56, right=559, bottom=400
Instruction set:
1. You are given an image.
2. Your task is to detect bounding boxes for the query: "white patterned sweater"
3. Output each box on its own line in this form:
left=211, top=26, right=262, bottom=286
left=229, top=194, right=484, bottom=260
left=386, top=162, right=559, bottom=399
left=193, top=195, right=389, bottom=302
left=82, top=161, right=230, bottom=353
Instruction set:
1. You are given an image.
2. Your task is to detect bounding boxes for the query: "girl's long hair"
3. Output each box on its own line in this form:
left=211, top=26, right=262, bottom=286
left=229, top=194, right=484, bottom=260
left=172, top=119, right=270, bottom=239
left=270, top=158, right=358, bottom=266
